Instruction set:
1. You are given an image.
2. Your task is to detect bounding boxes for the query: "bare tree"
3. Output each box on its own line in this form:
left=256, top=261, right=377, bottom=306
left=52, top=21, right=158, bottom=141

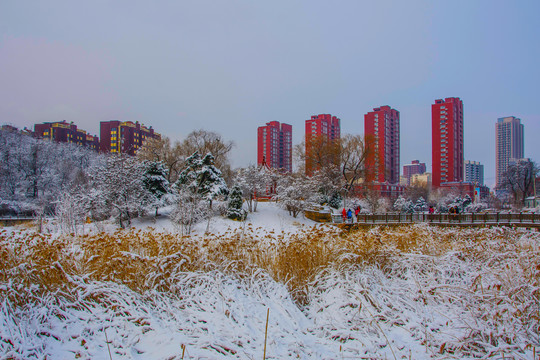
left=340, top=134, right=370, bottom=197
left=300, top=135, right=341, bottom=176
left=137, top=137, right=185, bottom=183
left=182, top=130, right=234, bottom=170
left=500, top=159, right=539, bottom=207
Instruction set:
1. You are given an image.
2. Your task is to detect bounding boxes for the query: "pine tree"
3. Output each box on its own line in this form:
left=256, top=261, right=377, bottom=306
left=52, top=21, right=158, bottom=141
left=414, top=196, right=427, bottom=212
left=328, top=192, right=342, bottom=209
left=176, top=152, right=229, bottom=207
left=226, top=185, right=246, bottom=221
left=143, top=161, right=170, bottom=216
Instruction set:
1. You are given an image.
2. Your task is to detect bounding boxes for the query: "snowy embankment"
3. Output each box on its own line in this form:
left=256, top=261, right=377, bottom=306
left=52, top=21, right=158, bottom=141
left=1, top=203, right=540, bottom=359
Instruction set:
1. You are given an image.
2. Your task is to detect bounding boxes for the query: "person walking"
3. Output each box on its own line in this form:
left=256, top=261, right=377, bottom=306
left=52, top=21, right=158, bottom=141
left=342, top=208, right=347, bottom=223
left=347, top=208, right=353, bottom=223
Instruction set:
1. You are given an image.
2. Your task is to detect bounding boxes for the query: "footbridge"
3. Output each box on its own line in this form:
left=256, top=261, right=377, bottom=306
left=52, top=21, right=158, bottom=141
left=331, top=212, right=540, bottom=230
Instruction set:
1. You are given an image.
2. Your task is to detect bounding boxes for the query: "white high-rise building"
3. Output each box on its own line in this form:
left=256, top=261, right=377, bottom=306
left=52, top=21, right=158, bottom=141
left=464, top=160, right=484, bottom=185
left=496, top=116, right=524, bottom=188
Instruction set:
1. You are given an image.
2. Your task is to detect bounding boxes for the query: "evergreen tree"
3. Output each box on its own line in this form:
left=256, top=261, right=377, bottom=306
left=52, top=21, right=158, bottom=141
left=328, top=191, right=342, bottom=209
left=414, top=196, right=427, bottom=212
left=226, top=185, right=246, bottom=221
left=394, top=195, right=414, bottom=214
left=143, top=161, right=170, bottom=216
left=176, top=152, right=229, bottom=207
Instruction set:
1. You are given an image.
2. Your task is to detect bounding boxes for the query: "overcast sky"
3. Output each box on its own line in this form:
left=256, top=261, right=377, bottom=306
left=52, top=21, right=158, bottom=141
left=1, top=1, right=539, bottom=188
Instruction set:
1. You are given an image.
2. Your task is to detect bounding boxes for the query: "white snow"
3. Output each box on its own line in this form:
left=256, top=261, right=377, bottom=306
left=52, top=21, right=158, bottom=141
left=1, top=202, right=539, bottom=359
left=131, top=201, right=331, bottom=238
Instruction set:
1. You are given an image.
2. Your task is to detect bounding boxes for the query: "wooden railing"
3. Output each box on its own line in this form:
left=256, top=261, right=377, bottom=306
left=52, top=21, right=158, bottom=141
left=332, top=212, right=540, bottom=226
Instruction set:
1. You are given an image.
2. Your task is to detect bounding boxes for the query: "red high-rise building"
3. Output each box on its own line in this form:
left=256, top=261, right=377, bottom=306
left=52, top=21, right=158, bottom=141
left=100, top=120, right=161, bottom=155
left=305, top=114, right=340, bottom=175
left=34, top=120, right=99, bottom=150
left=364, top=106, right=400, bottom=184
left=432, top=97, right=464, bottom=188
left=257, top=121, right=292, bottom=172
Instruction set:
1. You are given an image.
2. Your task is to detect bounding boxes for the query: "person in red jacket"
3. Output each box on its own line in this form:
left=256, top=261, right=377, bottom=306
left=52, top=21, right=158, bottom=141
left=342, top=208, right=347, bottom=222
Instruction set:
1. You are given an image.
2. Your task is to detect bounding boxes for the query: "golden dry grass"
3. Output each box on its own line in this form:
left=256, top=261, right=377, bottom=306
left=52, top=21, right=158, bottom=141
left=2, top=224, right=540, bottom=358
left=2, top=224, right=538, bottom=306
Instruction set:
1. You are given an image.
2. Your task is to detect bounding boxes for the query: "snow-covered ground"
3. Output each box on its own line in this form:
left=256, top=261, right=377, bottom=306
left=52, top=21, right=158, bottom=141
left=1, top=202, right=540, bottom=359
left=131, top=201, right=327, bottom=237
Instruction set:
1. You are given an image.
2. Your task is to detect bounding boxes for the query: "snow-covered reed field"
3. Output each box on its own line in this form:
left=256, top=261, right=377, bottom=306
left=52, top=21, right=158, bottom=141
left=1, top=222, right=539, bottom=359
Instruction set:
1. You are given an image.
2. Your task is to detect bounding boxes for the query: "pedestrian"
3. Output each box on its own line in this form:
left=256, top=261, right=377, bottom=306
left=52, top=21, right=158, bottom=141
left=355, top=206, right=360, bottom=217
left=347, top=208, right=353, bottom=223
left=342, top=208, right=347, bottom=222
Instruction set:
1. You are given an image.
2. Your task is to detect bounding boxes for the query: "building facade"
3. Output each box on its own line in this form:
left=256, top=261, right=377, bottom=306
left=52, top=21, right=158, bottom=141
left=495, top=116, right=524, bottom=189
left=257, top=121, right=292, bottom=172
left=100, top=120, right=160, bottom=155
left=34, top=120, right=99, bottom=150
left=432, top=97, right=464, bottom=188
left=464, top=160, right=484, bottom=185
left=305, top=114, right=341, bottom=175
left=411, top=172, right=431, bottom=188
left=403, top=160, right=426, bottom=186
left=364, top=106, right=400, bottom=184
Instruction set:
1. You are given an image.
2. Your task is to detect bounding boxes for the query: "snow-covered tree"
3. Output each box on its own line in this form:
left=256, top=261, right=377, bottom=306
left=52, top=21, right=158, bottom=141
left=500, top=159, right=539, bottom=207
left=91, top=154, right=152, bottom=228
left=234, top=165, right=271, bottom=212
left=176, top=152, right=228, bottom=208
left=274, top=173, right=317, bottom=218
left=465, top=202, right=488, bottom=213
left=182, top=130, right=234, bottom=181
left=414, top=197, right=427, bottom=212
left=0, top=129, right=104, bottom=216
left=226, top=185, right=246, bottom=221
left=327, top=192, right=342, bottom=209
left=143, top=161, right=170, bottom=216
left=309, top=167, right=343, bottom=208
left=172, top=152, right=228, bottom=233
left=137, top=137, right=185, bottom=183
left=55, top=190, right=88, bottom=234
left=393, top=195, right=414, bottom=214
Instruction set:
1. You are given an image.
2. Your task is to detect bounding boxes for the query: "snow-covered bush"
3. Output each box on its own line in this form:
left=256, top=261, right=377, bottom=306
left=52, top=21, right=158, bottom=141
left=465, top=202, right=488, bottom=213
left=170, top=189, right=207, bottom=235
left=393, top=195, right=414, bottom=213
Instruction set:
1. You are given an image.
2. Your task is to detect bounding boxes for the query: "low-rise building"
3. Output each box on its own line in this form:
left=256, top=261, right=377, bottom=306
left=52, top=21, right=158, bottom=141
left=34, top=120, right=99, bottom=149
left=100, top=120, right=160, bottom=155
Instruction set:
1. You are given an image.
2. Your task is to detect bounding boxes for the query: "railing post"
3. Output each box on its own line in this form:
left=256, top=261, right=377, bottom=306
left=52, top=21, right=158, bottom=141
left=496, top=212, right=499, bottom=224
left=520, top=212, right=522, bottom=223
left=385, top=213, right=388, bottom=224
left=472, top=212, right=475, bottom=224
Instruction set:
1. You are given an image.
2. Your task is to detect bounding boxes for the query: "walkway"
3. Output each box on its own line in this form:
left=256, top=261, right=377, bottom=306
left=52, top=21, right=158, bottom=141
left=332, top=212, right=540, bottom=229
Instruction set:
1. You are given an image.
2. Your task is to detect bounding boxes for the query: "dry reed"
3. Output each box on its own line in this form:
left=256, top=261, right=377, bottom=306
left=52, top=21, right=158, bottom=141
left=1, top=224, right=539, bottom=358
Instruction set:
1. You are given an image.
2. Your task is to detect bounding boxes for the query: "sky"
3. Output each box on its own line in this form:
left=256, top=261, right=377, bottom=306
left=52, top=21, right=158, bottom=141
left=1, top=1, right=539, bottom=188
